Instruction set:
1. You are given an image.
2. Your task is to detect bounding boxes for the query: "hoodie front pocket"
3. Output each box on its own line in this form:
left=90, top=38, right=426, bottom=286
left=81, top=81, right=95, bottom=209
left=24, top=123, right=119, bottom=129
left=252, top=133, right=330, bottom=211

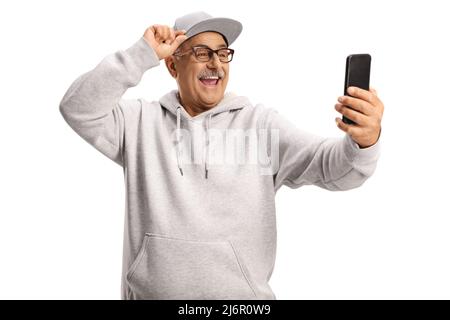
left=126, top=233, right=258, bottom=300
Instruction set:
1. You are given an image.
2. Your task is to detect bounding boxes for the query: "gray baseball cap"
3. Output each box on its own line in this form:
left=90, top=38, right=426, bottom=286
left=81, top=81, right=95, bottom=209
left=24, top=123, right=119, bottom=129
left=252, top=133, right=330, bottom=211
left=173, top=11, right=243, bottom=46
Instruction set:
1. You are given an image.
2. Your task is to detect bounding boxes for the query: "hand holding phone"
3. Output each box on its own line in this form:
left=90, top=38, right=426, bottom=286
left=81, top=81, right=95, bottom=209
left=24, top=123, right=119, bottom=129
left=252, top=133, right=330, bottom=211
left=343, top=54, right=371, bottom=125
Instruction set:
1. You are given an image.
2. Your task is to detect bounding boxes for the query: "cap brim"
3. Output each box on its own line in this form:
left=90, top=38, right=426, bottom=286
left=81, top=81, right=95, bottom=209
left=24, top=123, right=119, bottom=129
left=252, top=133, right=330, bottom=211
left=182, top=17, right=243, bottom=46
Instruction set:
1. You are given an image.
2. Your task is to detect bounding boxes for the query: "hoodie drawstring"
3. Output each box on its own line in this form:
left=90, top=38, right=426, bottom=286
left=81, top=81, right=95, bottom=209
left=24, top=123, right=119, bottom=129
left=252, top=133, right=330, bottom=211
left=163, top=90, right=247, bottom=179
left=205, top=113, right=212, bottom=179
left=176, top=106, right=183, bottom=176
left=175, top=107, right=212, bottom=179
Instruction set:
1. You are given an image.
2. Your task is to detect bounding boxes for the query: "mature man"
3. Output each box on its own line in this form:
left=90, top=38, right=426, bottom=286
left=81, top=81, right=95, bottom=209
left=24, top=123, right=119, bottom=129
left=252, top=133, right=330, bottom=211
left=59, top=11, right=384, bottom=300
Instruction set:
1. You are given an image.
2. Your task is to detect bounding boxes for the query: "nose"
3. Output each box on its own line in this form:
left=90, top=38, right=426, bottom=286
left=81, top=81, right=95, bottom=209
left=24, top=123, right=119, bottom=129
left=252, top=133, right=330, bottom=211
left=206, top=52, right=221, bottom=68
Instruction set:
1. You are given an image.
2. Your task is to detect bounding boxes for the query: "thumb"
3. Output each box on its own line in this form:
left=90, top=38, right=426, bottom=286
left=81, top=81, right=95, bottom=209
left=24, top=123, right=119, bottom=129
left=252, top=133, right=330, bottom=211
left=170, top=34, right=188, bottom=52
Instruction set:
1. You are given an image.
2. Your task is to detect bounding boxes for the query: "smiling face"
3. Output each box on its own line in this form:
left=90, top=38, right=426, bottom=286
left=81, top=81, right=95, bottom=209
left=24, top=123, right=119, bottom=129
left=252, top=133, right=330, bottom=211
left=165, top=32, right=230, bottom=117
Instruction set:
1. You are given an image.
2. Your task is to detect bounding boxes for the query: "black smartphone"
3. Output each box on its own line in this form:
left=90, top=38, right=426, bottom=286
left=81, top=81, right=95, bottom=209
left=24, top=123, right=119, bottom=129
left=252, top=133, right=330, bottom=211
left=343, top=54, right=371, bottom=125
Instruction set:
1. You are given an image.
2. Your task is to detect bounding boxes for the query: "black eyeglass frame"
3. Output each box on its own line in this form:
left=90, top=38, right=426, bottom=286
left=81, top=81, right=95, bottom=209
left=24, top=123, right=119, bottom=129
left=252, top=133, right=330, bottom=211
left=173, top=46, right=235, bottom=63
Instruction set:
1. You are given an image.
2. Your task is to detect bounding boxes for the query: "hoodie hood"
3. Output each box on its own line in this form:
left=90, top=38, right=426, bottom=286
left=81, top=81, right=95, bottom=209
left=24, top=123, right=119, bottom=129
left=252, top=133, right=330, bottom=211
left=159, top=90, right=253, bottom=179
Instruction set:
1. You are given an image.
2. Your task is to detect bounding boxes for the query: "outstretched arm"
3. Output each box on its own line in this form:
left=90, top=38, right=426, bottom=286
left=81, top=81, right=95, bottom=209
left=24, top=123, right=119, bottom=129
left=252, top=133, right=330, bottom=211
left=268, top=86, right=384, bottom=191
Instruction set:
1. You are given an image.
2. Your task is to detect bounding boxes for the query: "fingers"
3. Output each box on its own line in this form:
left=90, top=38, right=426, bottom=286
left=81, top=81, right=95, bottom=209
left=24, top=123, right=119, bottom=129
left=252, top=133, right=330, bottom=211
left=175, top=29, right=187, bottom=37
left=170, top=34, right=188, bottom=52
left=159, top=25, right=169, bottom=42
left=146, top=24, right=188, bottom=59
left=163, top=27, right=171, bottom=42
left=346, top=86, right=382, bottom=108
left=169, top=28, right=175, bottom=43
left=335, top=117, right=362, bottom=137
left=337, top=95, right=374, bottom=117
left=336, top=86, right=383, bottom=148
left=335, top=103, right=370, bottom=126
left=152, top=24, right=178, bottom=43
left=151, top=24, right=161, bottom=40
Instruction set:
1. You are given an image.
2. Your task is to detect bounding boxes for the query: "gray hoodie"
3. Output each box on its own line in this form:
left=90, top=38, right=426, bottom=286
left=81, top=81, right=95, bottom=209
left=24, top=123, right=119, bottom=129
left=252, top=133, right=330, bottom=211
left=59, top=36, right=381, bottom=300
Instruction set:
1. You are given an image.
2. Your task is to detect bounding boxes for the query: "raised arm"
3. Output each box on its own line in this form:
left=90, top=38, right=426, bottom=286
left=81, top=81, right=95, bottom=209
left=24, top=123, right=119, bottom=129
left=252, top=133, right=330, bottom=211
left=59, top=25, right=187, bottom=166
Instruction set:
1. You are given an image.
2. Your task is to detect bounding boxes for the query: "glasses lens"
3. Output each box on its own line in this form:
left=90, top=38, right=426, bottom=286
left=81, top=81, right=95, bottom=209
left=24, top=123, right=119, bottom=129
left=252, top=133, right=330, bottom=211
left=193, top=47, right=233, bottom=62
left=194, top=48, right=210, bottom=61
left=218, top=49, right=232, bottom=62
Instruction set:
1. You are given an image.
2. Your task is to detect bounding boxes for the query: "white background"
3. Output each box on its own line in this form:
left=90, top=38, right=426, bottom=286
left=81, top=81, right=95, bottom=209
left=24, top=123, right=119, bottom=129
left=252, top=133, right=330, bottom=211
left=0, top=0, right=449, bottom=299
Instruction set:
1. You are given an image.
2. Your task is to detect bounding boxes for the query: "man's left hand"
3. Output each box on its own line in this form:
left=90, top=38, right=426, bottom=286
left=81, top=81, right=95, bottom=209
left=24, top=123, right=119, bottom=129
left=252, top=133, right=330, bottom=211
left=334, top=86, right=384, bottom=148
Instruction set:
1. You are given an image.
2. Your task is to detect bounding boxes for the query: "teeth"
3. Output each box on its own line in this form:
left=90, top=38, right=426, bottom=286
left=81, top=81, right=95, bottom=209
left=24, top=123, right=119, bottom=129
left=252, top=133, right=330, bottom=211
left=200, top=76, right=219, bottom=80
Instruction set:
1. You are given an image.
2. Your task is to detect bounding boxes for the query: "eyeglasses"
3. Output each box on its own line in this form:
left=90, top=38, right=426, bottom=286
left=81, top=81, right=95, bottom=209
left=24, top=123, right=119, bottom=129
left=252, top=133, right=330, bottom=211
left=173, top=46, right=235, bottom=63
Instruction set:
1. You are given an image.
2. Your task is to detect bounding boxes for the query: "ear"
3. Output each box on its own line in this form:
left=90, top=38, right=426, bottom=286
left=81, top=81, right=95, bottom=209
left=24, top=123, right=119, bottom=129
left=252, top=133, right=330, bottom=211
left=165, top=56, right=177, bottom=79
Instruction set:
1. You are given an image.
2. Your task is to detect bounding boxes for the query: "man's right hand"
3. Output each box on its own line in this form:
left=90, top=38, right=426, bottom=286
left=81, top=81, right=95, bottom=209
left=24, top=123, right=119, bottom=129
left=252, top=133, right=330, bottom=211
left=143, top=25, right=188, bottom=60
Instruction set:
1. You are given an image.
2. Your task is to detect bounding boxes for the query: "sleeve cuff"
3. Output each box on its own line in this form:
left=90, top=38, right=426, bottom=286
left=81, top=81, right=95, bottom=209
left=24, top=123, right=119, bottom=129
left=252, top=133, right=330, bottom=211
left=124, top=36, right=160, bottom=72
left=343, top=131, right=381, bottom=164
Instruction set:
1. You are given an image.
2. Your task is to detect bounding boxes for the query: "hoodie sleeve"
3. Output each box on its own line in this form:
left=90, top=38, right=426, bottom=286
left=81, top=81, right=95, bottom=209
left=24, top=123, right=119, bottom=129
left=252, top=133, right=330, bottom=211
left=59, top=37, right=160, bottom=166
left=264, top=109, right=381, bottom=192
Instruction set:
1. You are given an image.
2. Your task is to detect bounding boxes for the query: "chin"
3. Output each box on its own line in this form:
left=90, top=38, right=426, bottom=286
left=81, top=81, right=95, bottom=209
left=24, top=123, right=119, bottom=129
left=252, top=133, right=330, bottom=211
left=200, top=91, right=224, bottom=106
